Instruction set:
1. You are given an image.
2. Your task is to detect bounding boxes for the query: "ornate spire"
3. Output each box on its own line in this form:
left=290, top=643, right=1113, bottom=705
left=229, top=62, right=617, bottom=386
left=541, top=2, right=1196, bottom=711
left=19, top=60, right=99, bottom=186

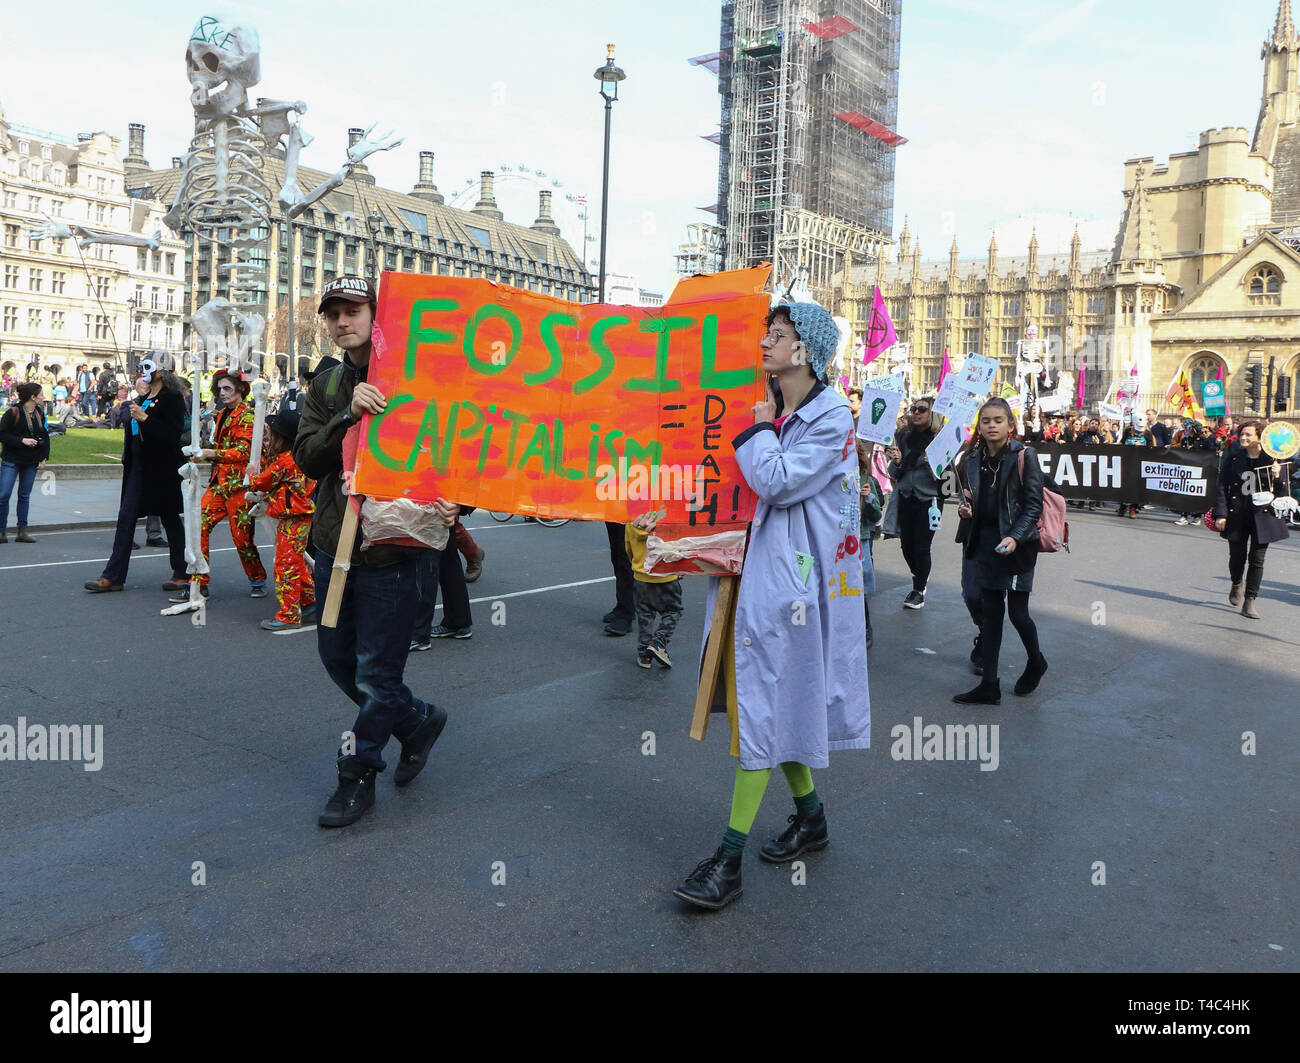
left=1069, top=225, right=1081, bottom=271
left=1274, top=0, right=1296, bottom=48
left=1027, top=228, right=1039, bottom=276
left=897, top=216, right=911, bottom=263
left=1113, top=163, right=1163, bottom=267
left=987, top=230, right=998, bottom=279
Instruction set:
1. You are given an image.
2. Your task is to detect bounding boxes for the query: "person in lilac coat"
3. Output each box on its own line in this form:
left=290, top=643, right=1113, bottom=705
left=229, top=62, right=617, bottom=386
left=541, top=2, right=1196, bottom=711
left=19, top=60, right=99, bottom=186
left=674, top=300, right=871, bottom=911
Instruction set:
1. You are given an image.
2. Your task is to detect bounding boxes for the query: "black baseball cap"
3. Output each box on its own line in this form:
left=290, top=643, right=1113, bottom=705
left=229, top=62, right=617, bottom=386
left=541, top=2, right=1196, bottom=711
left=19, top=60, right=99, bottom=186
left=317, top=276, right=376, bottom=313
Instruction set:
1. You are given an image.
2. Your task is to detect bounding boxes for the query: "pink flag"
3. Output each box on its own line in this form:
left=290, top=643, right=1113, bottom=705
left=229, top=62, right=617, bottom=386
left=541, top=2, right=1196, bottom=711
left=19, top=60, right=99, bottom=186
left=1076, top=366, right=1087, bottom=410
left=937, top=347, right=952, bottom=389
left=863, top=285, right=897, bottom=366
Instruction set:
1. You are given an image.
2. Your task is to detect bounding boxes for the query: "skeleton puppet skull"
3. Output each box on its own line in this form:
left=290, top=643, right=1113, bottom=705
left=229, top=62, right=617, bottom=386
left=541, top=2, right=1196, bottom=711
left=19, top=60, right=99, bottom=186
left=186, top=15, right=261, bottom=119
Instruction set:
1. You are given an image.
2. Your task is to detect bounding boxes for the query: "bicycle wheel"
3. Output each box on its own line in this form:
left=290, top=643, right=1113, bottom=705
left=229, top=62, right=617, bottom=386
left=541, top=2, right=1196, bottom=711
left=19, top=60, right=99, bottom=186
left=534, top=516, right=570, bottom=527
left=488, top=511, right=514, bottom=523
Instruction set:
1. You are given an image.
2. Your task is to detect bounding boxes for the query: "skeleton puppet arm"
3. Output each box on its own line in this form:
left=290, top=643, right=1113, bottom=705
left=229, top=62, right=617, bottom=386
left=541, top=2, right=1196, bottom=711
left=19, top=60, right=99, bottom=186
left=286, top=124, right=404, bottom=219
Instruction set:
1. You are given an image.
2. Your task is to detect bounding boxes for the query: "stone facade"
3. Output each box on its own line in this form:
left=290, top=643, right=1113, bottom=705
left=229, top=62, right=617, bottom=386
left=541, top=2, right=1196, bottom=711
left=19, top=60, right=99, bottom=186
left=835, top=1, right=1300, bottom=420
left=0, top=107, right=185, bottom=383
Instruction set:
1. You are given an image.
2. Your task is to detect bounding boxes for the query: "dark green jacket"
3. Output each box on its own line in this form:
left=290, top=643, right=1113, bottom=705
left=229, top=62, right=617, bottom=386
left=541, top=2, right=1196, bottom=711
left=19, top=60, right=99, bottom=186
left=293, top=352, right=427, bottom=567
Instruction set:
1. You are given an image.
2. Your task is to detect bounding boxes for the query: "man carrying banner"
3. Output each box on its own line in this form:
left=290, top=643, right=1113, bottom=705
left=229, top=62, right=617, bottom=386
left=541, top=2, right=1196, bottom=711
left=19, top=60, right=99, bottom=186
left=294, top=276, right=457, bottom=828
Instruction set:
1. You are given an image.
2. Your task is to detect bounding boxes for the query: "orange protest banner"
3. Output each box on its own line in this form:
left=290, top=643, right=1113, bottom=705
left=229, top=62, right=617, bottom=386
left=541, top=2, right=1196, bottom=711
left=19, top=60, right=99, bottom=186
left=352, top=267, right=773, bottom=528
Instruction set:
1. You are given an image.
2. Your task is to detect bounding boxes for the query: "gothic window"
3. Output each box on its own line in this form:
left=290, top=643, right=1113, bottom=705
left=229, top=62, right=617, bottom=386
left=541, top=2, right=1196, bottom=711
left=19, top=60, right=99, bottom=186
left=1247, top=265, right=1281, bottom=305
left=1186, top=353, right=1224, bottom=395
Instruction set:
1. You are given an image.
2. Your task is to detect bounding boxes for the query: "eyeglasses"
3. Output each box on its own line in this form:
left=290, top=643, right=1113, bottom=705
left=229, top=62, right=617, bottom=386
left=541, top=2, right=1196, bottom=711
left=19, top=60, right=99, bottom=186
left=909, top=404, right=931, bottom=414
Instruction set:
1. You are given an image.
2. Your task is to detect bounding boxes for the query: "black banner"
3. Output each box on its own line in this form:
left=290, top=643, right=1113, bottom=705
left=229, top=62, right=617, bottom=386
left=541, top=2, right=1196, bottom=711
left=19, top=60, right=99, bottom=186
left=940, top=444, right=1219, bottom=508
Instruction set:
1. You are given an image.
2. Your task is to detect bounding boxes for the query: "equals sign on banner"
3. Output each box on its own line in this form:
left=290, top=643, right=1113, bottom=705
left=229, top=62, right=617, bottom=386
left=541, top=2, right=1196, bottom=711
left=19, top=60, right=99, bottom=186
left=660, top=403, right=687, bottom=430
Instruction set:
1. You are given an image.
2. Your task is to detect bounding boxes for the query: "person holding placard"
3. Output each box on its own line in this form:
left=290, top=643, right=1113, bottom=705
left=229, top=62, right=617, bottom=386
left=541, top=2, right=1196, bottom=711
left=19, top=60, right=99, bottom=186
left=1212, top=421, right=1290, bottom=620
left=953, top=398, right=1046, bottom=705
left=673, top=301, right=869, bottom=911
left=886, top=396, right=943, bottom=609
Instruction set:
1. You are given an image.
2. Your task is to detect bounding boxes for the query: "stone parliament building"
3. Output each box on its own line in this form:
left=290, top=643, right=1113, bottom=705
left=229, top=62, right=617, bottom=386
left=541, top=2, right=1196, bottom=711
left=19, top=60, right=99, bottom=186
left=836, top=0, right=1300, bottom=420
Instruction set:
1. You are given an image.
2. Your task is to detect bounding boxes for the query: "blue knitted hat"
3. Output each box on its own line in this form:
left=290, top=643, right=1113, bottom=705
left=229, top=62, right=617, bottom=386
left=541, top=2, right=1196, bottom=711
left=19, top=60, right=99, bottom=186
left=775, top=301, right=839, bottom=378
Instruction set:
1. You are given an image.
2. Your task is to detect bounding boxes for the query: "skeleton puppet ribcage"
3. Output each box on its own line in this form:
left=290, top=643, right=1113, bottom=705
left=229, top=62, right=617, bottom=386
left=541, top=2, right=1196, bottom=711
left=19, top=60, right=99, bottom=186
left=182, top=115, right=273, bottom=315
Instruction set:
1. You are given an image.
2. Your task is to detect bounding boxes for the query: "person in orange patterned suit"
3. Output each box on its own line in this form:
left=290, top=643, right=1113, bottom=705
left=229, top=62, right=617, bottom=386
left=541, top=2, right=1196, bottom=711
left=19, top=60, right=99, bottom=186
left=248, top=409, right=317, bottom=630
left=171, top=368, right=267, bottom=601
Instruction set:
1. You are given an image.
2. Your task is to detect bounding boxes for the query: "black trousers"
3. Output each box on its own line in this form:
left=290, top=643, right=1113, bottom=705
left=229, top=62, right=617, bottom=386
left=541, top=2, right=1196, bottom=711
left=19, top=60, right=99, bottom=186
left=896, top=495, right=937, bottom=592
left=102, top=459, right=187, bottom=584
left=979, top=588, right=1040, bottom=679
left=413, top=545, right=472, bottom=637
left=605, top=521, right=635, bottom=621
left=1228, top=529, right=1269, bottom=599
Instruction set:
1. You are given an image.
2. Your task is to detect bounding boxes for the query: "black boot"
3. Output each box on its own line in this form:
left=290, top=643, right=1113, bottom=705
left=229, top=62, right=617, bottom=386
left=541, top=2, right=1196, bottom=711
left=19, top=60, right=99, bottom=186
left=318, top=767, right=377, bottom=827
left=759, top=805, right=829, bottom=863
left=673, top=847, right=743, bottom=910
left=953, top=679, right=1001, bottom=705
left=970, top=634, right=983, bottom=675
left=393, top=705, right=448, bottom=787
left=1014, top=654, right=1048, bottom=696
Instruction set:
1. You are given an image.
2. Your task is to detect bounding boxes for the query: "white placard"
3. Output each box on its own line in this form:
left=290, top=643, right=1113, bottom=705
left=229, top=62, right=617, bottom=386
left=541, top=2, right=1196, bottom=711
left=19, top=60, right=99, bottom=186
left=856, top=386, right=904, bottom=446
left=932, top=375, right=977, bottom=417
left=1099, top=402, right=1123, bottom=421
left=867, top=371, right=907, bottom=394
left=954, top=353, right=999, bottom=394
left=927, top=393, right=982, bottom=477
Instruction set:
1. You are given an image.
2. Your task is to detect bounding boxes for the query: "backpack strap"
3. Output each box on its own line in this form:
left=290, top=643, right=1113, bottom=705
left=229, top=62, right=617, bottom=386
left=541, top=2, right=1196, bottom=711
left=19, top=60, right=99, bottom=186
left=323, top=364, right=346, bottom=417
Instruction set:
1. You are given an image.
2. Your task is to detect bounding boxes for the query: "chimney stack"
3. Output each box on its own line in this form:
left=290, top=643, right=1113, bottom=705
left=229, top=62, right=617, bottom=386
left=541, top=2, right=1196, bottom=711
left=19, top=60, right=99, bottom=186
left=347, top=127, right=375, bottom=185
left=172, top=157, right=184, bottom=169
left=531, top=189, right=560, bottom=235
left=411, top=150, right=444, bottom=204
left=473, top=170, right=503, bottom=221
left=123, top=122, right=150, bottom=174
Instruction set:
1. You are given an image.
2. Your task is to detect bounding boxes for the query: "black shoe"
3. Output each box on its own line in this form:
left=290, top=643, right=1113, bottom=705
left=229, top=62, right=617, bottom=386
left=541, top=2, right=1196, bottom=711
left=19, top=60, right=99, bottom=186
left=394, top=705, right=448, bottom=787
left=602, top=608, right=630, bottom=625
left=429, top=624, right=472, bottom=639
left=865, top=623, right=873, bottom=650
left=953, top=679, right=1001, bottom=705
left=318, top=768, right=377, bottom=827
left=760, top=805, right=829, bottom=863
left=146, top=537, right=167, bottom=547
left=132, top=541, right=140, bottom=550
left=409, top=639, right=433, bottom=652
left=903, top=590, right=925, bottom=609
left=1013, top=654, right=1048, bottom=696
left=604, top=621, right=631, bottom=637
left=673, top=847, right=743, bottom=910
left=169, top=585, right=209, bottom=604
left=970, top=634, right=983, bottom=675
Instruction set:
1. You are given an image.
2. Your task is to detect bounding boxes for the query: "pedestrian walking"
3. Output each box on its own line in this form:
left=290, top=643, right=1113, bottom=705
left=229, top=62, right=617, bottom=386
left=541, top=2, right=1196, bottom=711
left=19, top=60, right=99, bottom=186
left=953, top=397, right=1047, bottom=705
left=673, top=300, right=869, bottom=911
left=410, top=511, right=474, bottom=647
left=1213, top=421, right=1290, bottom=620
left=624, top=510, right=683, bottom=668
left=295, top=276, right=456, bottom=828
left=0, top=382, right=49, bottom=543
left=886, top=395, right=942, bottom=608
left=83, top=357, right=189, bottom=591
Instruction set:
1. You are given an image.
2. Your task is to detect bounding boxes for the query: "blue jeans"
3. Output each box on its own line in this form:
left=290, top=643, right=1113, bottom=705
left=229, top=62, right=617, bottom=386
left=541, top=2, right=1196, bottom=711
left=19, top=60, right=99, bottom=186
left=314, top=551, right=431, bottom=775
left=0, top=461, right=38, bottom=532
left=80, top=393, right=98, bottom=416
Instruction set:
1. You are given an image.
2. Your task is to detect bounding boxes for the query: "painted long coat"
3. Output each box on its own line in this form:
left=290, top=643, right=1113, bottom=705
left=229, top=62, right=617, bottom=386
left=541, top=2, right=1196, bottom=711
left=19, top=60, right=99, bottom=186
left=700, top=385, right=871, bottom=770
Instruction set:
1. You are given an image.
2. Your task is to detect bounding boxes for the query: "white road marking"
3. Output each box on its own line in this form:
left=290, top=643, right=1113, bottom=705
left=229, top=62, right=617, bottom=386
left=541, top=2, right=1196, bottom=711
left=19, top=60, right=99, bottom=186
left=467, top=576, right=612, bottom=605
left=0, top=546, right=239, bottom=572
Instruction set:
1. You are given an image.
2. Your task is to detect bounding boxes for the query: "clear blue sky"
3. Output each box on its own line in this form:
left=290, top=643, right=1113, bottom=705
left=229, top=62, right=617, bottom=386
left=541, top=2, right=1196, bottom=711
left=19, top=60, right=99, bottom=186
left=0, top=1, right=1283, bottom=288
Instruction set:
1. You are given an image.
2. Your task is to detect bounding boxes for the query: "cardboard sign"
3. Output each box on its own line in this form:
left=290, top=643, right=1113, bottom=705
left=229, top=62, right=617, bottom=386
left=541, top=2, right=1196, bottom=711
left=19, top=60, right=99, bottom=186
left=1098, top=402, right=1123, bottom=421
left=932, top=374, right=978, bottom=417
left=856, top=385, right=904, bottom=446
left=866, top=370, right=907, bottom=394
left=352, top=268, right=771, bottom=528
left=926, top=393, right=981, bottom=477
left=954, top=353, right=999, bottom=394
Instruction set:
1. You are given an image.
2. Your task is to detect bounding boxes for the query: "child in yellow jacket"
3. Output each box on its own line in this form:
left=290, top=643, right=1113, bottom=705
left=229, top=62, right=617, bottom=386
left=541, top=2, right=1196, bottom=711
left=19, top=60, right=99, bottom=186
left=248, top=410, right=317, bottom=629
left=624, top=509, right=683, bottom=669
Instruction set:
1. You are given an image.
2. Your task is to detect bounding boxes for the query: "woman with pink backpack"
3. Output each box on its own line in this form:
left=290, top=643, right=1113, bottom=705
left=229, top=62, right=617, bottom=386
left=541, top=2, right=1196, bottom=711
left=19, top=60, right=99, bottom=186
left=952, top=397, right=1049, bottom=706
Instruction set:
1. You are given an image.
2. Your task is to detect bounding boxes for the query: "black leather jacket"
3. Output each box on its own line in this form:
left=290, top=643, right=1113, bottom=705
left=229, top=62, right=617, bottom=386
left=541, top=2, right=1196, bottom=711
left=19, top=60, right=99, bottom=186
left=961, top=439, right=1044, bottom=553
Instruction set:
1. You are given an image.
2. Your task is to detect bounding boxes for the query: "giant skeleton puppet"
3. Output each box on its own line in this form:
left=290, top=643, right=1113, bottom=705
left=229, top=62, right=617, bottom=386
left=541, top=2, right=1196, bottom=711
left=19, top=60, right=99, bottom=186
left=152, top=13, right=402, bottom=617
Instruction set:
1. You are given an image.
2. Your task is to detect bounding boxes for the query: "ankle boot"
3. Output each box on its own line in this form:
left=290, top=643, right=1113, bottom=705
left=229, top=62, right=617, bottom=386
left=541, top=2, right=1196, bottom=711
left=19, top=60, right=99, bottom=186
left=953, top=678, right=1001, bottom=705
left=1014, top=654, right=1048, bottom=696
left=673, top=847, right=743, bottom=910
left=1241, top=597, right=1261, bottom=620
left=1228, top=581, right=1243, bottom=607
left=760, top=804, right=829, bottom=863
left=970, top=634, right=983, bottom=675
left=15, top=528, right=34, bottom=543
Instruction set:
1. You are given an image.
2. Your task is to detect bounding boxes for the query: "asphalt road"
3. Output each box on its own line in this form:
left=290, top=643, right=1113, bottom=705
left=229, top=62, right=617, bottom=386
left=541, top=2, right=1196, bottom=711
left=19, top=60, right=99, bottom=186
left=0, top=508, right=1296, bottom=972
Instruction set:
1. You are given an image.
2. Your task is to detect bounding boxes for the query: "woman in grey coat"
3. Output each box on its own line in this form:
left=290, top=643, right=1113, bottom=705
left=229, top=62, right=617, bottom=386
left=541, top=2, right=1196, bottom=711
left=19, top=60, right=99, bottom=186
left=673, top=300, right=870, bottom=911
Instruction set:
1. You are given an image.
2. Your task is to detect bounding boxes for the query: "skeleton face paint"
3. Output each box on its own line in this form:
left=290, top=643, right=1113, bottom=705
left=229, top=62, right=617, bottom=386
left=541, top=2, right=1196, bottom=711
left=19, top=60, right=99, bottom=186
left=139, top=359, right=157, bottom=384
left=186, top=16, right=261, bottom=119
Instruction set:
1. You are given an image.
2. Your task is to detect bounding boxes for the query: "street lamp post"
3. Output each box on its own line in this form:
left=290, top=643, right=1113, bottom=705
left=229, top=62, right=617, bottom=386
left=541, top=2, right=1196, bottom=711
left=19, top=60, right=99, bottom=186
left=593, top=44, right=626, bottom=303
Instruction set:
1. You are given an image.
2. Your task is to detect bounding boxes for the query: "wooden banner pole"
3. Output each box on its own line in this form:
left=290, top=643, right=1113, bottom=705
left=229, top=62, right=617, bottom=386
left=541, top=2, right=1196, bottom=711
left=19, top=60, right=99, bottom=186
left=321, top=500, right=360, bottom=629
left=690, top=574, right=738, bottom=741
